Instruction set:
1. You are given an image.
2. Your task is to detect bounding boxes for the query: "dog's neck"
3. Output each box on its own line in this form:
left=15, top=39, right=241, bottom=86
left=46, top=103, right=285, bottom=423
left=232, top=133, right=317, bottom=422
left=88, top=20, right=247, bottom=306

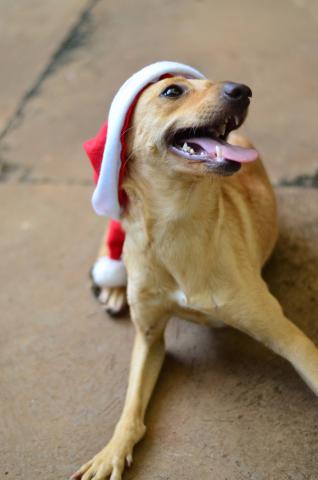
left=123, top=160, right=226, bottom=301
left=123, top=160, right=224, bottom=242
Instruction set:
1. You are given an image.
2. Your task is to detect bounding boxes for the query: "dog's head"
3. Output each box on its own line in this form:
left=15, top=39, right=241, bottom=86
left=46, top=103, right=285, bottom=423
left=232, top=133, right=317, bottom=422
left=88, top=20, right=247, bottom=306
left=127, top=77, right=257, bottom=178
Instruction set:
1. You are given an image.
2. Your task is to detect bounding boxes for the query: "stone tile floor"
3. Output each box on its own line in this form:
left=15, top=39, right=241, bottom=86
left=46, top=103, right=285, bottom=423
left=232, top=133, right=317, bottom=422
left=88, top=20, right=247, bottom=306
left=1, top=1, right=317, bottom=479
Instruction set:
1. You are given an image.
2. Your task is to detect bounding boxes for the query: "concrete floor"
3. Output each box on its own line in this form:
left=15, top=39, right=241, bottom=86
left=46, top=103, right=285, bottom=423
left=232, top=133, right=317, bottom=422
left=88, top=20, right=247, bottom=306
left=1, top=1, right=318, bottom=479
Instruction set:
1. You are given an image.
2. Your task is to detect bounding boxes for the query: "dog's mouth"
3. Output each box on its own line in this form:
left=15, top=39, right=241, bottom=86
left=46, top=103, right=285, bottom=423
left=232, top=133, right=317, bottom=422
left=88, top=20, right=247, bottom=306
left=167, top=113, right=258, bottom=175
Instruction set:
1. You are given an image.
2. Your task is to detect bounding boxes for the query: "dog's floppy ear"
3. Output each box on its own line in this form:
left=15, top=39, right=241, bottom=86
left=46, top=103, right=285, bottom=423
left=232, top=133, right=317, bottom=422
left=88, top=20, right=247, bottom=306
left=83, top=122, right=108, bottom=184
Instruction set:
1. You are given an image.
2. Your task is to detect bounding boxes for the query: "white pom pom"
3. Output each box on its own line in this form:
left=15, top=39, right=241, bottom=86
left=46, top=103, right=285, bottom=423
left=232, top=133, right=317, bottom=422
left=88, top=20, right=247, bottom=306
left=91, top=256, right=127, bottom=288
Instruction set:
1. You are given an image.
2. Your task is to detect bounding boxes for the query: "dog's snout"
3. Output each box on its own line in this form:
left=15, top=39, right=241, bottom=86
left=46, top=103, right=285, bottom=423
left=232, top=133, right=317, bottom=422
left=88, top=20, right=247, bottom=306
left=222, top=82, right=252, bottom=102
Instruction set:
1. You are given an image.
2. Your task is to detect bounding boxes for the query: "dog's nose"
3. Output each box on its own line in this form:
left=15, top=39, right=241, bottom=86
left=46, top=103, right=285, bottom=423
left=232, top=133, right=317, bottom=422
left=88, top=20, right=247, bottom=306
left=222, top=82, right=252, bottom=101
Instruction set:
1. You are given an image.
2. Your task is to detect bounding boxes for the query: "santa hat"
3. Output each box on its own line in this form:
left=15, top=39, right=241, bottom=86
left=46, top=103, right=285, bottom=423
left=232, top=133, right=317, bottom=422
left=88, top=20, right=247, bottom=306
left=84, top=61, right=206, bottom=288
left=84, top=61, right=206, bottom=220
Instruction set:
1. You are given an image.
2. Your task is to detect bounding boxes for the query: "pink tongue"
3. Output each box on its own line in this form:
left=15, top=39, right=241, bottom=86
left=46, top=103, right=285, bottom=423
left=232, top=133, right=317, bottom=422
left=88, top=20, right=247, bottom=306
left=187, top=137, right=258, bottom=163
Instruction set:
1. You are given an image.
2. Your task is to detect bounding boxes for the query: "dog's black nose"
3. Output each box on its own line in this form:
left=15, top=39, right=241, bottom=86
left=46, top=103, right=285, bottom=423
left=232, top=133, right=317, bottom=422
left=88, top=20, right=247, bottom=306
left=223, top=82, right=252, bottom=101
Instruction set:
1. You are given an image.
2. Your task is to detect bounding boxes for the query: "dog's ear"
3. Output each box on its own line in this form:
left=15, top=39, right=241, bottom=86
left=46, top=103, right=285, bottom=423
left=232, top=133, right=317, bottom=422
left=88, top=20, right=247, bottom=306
left=83, top=122, right=108, bottom=184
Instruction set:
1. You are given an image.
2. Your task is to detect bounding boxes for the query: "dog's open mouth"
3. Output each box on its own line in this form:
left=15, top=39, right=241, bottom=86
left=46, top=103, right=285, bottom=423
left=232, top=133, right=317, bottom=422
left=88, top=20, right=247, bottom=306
left=168, top=115, right=259, bottom=174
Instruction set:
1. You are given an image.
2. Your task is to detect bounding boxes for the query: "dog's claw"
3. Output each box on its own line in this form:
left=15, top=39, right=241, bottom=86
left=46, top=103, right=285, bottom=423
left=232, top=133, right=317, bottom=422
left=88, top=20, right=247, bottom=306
left=126, top=453, right=133, bottom=467
left=110, top=466, right=121, bottom=480
left=70, top=460, right=93, bottom=480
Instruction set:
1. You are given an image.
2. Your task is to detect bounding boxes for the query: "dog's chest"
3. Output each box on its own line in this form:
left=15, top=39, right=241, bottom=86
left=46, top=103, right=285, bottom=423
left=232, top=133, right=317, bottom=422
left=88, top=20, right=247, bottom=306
left=157, top=225, right=218, bottom=285
left=168, top=288, right=226, bottom=328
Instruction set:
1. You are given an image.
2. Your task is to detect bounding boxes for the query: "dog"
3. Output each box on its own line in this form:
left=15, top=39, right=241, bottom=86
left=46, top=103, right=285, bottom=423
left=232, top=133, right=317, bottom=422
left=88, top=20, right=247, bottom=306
left=72, top=70, right=318, bottom=480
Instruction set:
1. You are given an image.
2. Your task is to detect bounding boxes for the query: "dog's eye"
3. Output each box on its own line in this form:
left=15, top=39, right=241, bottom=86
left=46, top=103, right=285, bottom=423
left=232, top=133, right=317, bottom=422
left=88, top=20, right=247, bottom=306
left=160, top=84, right=184, bottom=98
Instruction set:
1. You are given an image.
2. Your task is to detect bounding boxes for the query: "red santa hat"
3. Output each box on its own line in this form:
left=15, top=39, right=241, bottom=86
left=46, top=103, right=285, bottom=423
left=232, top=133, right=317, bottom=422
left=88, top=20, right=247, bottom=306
left=84, top=61, right=206, bottom=219
left=84, top=61, right=206, bottom=288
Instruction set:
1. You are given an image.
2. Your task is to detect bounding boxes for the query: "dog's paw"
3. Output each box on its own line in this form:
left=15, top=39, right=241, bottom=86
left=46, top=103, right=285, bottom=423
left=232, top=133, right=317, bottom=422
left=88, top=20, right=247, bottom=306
left=97, top=286, right=128, bottom=317
left=71, top=425, right=145, bottom=480
left=89, top=263, right=128, bottom=317
left=91, top=281, right=128, bottom=317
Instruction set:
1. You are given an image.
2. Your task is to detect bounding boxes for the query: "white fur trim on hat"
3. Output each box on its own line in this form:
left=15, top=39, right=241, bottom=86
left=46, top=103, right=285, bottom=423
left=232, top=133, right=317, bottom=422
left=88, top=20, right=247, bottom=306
left=91, top=256, right=127, bottom=288
left=92, top=61, right=206, bottom=219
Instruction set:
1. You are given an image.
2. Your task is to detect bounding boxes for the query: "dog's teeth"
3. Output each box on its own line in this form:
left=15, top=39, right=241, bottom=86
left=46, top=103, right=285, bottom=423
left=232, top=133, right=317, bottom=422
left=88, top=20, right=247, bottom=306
left=215, top=145, right=223, bottom=162
left=181, top=142, right=195, bottom=154
left=219, top=124, right=226, bottom=136
left=234, top=116, right=240, bottom=126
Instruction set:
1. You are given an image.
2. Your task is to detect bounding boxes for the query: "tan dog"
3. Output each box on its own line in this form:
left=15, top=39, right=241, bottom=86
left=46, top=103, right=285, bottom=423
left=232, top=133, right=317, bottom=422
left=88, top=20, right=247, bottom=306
left=73, top=76, right=318, bottom=480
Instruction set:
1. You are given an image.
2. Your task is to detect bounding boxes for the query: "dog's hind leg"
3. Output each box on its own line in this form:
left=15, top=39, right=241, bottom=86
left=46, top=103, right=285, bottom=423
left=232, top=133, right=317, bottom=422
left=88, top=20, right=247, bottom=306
left=91, top=222, right=128, bottom=317
left=71, top=307, right=168, bottom=480
left=224, top=278, right=318, bottom=396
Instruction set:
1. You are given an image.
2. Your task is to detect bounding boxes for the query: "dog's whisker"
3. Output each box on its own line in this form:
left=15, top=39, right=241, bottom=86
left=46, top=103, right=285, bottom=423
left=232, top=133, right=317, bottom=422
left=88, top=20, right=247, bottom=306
left=122, top=146, right=144, bottom=168
left=122, top=125, right=137, bottom=136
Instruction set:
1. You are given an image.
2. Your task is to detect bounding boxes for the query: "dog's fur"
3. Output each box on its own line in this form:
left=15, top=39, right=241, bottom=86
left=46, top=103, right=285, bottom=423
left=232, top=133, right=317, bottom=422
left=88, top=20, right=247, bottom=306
left=73, top=77, right=318, bottom=480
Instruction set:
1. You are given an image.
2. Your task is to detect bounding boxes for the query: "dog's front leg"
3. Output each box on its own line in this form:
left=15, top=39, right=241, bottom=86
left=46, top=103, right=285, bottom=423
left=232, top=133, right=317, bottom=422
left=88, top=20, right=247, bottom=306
left=223, top=278, right=318, bottom=396
left=72, top=309, right=168, bottom=480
